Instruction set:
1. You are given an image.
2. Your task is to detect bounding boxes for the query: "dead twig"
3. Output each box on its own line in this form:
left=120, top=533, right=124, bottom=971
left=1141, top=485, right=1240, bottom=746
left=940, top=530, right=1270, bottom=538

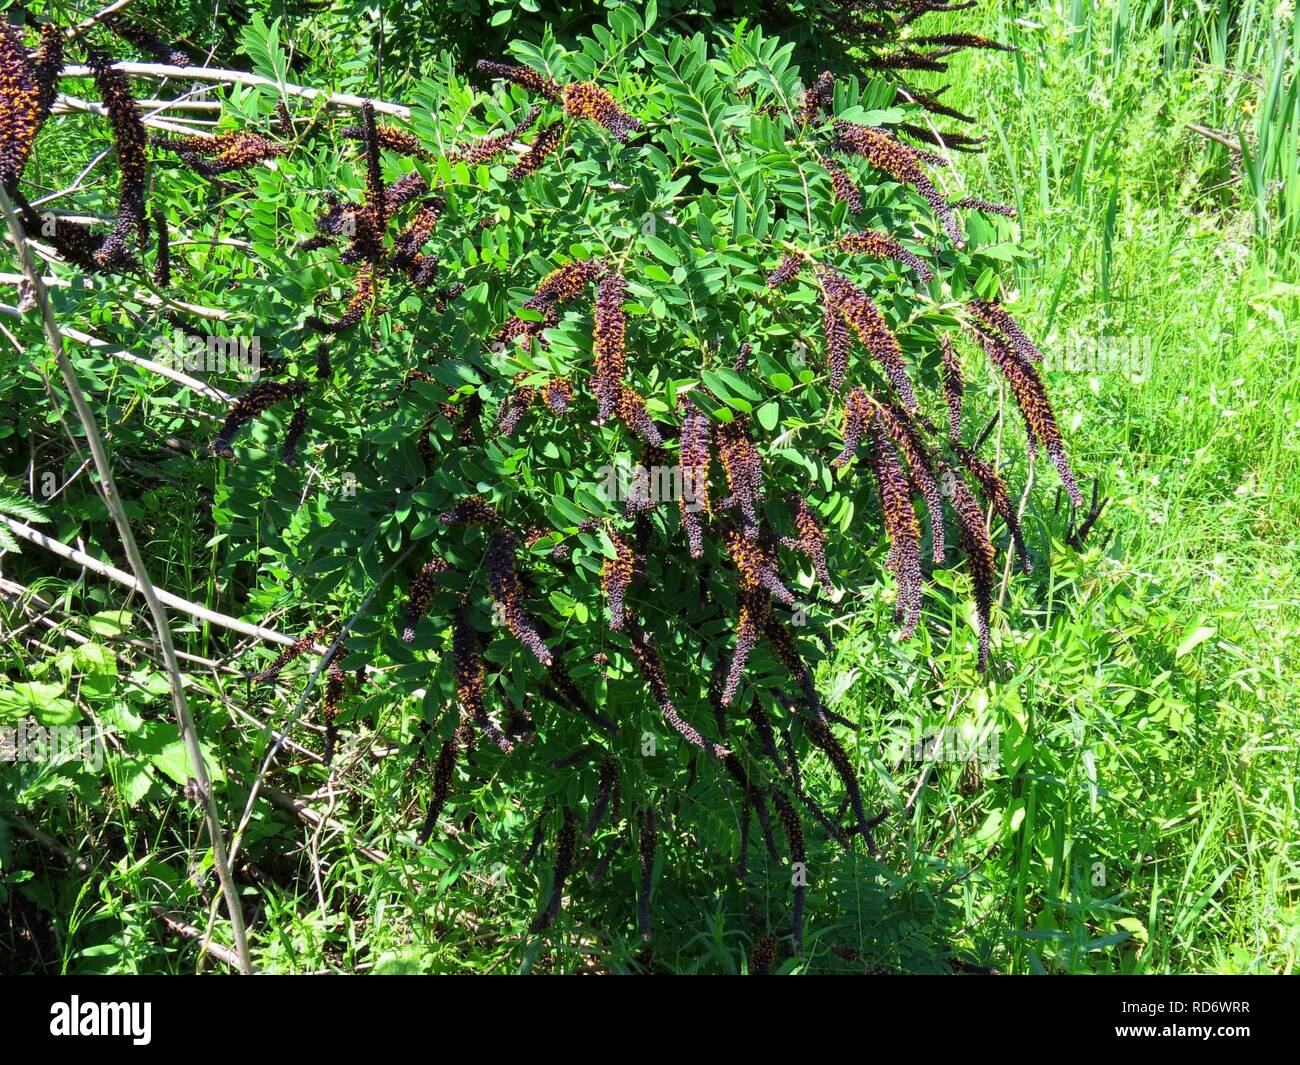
left=0, top=184, right=254, bottom=973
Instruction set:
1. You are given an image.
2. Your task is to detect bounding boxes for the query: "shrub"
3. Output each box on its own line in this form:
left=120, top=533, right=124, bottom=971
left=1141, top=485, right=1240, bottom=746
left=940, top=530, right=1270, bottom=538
left=1, top=3, right=1083, bottom=964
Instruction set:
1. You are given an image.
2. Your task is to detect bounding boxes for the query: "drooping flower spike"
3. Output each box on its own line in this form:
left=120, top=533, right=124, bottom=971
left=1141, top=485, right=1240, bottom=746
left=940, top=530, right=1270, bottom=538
left=601, top=528, right=635, bottom=630
left=358, top=101, right=387, bottom=238
left=818, top=266, right=917, bottom=409
left=677, top=396, right=712, bottom=557
left=905, top=86, right=976, bottom=125
left=913, top=32, right=1016, bottom=53
left=280, top=405, right=308, bottom=465
left=0, top=25, right=46, bottom=194
left=475, top=60, right=563, bottom=101
left=825, top=159, right=864, bottom=213
left=956, top=443, right=1031, bottom=572
left=615, top=385, right=664, bottom=447
left=485, top=530, right=552, bottom=666
left=723, top=754, right=780, bottom=863
left=507, top=120, right=564, bottom=180
left=897, top=122, right=985, bottom=153
left=390, top=197, right=444, bottom=281
left=866, top=49, right=951, bottom=75
left=722, top=586, right=767, bottom=706
left=448, top=104, right=542, bottom=165
left=969, top=298, right=1043, bottom=364
left=767, top=254, right=805, bottom=288
left=529, top=808, right=578, bottom=932
left=943, top=464, right=997, bottom=670
left=384, top=171, right=431, bottom=214
left=582, top=758, right=618, bottom=838
left=874, top=399, right=947, bottom=564
left=31, top=24, right=63, bottom=122
left=624, top=611, right=730, bottom=759
left=951, top=196, right=1017, bottom=218
left=966, top=316, right=1082, bottom=507
left=532, top=258, right=609, bottom=305
left=726, top=527, right=796, bottom=607
left=834, top=230, right=933, bottom=283
left=544, top=658, right=619, bottom=738
left=87, top=49, right=150, bottom=271
left=501, top=257, right=606, bottom=348
left=716, top=417, right=765, bottom=534
left=831, top=120, right=962, bottom=246
left=438, top=494, right=501, bottom=527
left=759, top=606, right=822, bottom=714
left=419, top=718, right=473, bottom=843
left=252, top=628, right=319, bottom=685
left=785, top=494, right=833, bottom=588
left=402, top=557, right=451, bottom=642
left=340, top=122, right=431, bottom=161
left=322, top=658, right=345, bottom=764
left=105, top=16, right=192, bottom=67
left=801, top=711, right=879, bottom=854
left=152, top=209, right=171, bottom=287
left=831, top=386, right=875, bottom=469
left=822, top=299, right=852, bottom=395
left=541, top=378, right=573, bottom=415
left=867, top=417, right=924, bottom=639
left=562, top=81, right=642, bottom=142
left=305, top=262, right=377, bottom=334
left=745, top=693, right=789, bottom=774
left=749, top=935, right=775, bottom=975
left=769, top=786, right=807, bottom=956
left=212, top=380, right=308, bottom=457
left=638, top=807, right=656, bottom=940
left=496, top=376, right=537, bottom=437
left=592, top=270, right=628, bottom=421
left=624, top=443, right=668, bottom=519
left=453, top=609, right=512, bottom=754
left=153, top=130, right=285, bottom=177
left=796, top=70, right=836, bottom=126
left=939, top=334, right=964, bottom=441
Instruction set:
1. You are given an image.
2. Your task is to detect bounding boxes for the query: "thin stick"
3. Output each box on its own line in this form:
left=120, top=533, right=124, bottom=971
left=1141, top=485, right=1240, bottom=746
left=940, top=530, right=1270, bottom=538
left=2, top=277, right=230, bottom=322
left=125, top=99, right=226, bottom=111
left=0, top=184, right=253, bottom=974
left=2, top=514, right=298, bottom=647
left=260, top=787, right=389, bottom=865
left=0, top=576, right=270, bottom=674
left=61, top=62, right=412, bottom=119
left=149, top=908, right=245, bottom=969
left=67, top=0, right=137, bottom=38
left=53, top=324, right=231, bottom=402
left=0, top=308, right=231, bottom=404
left=0, top=517, right=383, bottom=681
left=1186, top=123, right=1242, bottom=153
left=54, top=94, right=217, bottom=138
left=30, top=150, right=111, bottom=207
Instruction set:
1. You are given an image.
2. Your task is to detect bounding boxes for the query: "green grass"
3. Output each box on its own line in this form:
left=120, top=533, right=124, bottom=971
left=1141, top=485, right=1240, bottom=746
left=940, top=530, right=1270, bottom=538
left=828, top=0, right=1300, bottom=973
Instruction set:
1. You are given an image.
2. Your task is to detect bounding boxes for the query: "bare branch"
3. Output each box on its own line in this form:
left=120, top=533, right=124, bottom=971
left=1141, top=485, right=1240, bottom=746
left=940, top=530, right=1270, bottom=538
left=54, top=94, right=218, bottom=138
left=0, top=184, right=254, bottom=973
left=61, top=62, right=412, bottom=119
